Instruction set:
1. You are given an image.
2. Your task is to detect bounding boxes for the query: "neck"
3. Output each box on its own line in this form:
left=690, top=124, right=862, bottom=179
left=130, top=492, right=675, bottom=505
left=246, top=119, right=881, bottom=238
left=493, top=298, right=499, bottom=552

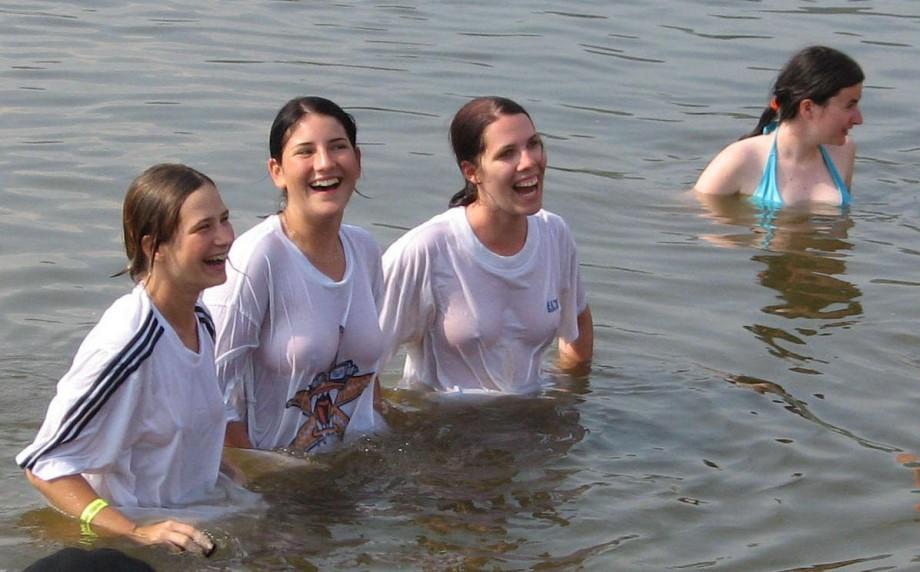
left=280, top=208, right=345, bottom=280
left=143, top=276, right=200, bottom=351
left=465, top=202, right=528, bottom=256
left=776, top=121, right=823, bottom=162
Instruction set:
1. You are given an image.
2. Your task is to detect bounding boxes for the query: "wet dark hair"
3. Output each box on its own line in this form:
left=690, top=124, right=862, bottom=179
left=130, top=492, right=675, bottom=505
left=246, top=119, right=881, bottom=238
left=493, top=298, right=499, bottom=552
left=269, top=96, right=358, bottom=161
left=744, top=46, right=864, bottom=139
left=119, top=163, right=215, bottom=282
left=448, top=96, right=533, bottom=208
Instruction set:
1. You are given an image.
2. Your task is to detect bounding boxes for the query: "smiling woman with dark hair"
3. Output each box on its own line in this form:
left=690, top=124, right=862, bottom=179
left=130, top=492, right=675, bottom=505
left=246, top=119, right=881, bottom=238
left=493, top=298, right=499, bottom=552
left=694, top=46, right=864, bottom=207
left=378, top=96, right=593, bottom=395
left=204, top=97, right=386, bottom=453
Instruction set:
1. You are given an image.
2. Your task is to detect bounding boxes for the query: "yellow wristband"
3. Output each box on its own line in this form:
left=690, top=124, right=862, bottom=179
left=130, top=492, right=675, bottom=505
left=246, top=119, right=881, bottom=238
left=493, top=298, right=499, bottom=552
left=80, top=498, right=109, bottom=524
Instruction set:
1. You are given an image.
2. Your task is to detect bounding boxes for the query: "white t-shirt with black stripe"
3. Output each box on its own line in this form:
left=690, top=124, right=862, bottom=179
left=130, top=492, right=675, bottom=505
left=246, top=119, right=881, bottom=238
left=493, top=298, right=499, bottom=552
left=17, top=286, right=232, bottom=511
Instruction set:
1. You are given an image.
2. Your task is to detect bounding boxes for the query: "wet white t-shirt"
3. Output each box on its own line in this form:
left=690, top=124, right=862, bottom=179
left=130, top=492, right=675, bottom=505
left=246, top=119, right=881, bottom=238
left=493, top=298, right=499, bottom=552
left=379, top=207, right=587, bottom=394
left=17, top=286, right=235, bottom=511
left=204, top=216, right=385, bottom=452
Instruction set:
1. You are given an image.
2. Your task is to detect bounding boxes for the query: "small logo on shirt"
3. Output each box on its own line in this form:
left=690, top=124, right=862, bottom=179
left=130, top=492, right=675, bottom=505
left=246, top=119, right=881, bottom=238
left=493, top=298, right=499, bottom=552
left=546, top=298, right=560, bottom=313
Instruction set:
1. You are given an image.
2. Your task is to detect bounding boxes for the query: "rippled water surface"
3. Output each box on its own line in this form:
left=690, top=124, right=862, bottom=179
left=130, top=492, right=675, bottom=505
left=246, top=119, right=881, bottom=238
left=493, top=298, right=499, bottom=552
left=2, top=1, right=920, bottom=570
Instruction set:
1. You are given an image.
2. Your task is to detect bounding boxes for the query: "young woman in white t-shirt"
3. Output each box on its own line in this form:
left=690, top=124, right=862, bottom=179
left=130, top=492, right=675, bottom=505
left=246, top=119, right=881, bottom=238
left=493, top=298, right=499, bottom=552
left=204, top=97, right=386, bottom=452
left=17, top=164, right=236, bottom=554
left=380, top=97, right=594, bottom=394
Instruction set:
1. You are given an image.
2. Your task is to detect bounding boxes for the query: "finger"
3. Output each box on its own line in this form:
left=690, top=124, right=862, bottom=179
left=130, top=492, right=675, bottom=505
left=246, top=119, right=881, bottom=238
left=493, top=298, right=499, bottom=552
left=167, top=530, right=207, bottom=555
left=191, top=529, right=217, bottom=556
left=159, top=521, right=212, bottom=555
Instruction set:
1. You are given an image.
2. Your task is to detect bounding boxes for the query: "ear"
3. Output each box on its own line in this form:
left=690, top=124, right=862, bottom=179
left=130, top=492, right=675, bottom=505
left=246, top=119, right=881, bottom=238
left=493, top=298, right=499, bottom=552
left=141, top=235, right=157, bottom=263
left=460, top=160, right=479, bottom=186
left=799, top=98, right=816, bottom=119
left=354, top=146, right=362, bottom=176
left=267, top=157, right=286, bottom=191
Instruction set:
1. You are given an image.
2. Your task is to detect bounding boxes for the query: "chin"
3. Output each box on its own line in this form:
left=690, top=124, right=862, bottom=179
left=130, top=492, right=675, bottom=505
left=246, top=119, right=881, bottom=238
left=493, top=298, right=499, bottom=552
left=202, top=272, right=227, bottom=290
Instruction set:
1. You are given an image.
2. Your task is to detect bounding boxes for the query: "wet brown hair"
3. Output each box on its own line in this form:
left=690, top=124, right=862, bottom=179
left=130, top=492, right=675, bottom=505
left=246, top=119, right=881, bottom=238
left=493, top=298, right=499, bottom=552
left=119, top=163, right=215, bottom=282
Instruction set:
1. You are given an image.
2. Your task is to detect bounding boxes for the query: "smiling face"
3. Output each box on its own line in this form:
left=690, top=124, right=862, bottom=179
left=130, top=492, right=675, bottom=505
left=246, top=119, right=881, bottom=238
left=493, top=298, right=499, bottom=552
left=150, top=183, right=234, bottom=294
left=268, top=113, right=362, bottom=223
left=813, top=82, right=864, bottom=145
left=462, top=113, right=546, bottom=219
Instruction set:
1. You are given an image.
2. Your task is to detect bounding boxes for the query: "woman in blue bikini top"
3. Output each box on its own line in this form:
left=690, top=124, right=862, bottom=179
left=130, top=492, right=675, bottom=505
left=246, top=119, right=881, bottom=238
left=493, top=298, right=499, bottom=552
left=694, top=46, right=864, bottom=208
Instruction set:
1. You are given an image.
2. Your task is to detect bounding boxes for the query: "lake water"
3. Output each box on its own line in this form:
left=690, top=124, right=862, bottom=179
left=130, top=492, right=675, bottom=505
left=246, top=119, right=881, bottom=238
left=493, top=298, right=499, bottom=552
left=2, top=1, right=920, bottom=570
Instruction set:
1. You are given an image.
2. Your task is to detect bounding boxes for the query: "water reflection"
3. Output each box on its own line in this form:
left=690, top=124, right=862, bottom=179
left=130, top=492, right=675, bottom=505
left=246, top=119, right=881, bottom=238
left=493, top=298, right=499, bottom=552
left=726, top=374, right=895, bottom=453
left=11, top=387, right=588, bottom=569
left=698, top=195, right=862, bottom=368
left=219, top=388, right=588, bottom=568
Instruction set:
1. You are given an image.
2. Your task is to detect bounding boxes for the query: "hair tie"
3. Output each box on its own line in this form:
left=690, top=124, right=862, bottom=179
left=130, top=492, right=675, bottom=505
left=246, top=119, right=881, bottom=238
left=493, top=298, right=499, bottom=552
left=769, top=98, right=780, bottom=112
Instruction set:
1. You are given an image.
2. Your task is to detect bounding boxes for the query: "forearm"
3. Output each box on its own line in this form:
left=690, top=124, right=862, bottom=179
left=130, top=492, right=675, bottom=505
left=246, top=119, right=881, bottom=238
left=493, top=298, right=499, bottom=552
left=224, top=420, right=254, bottom=448
left=25, top=470, right=136, bottom=535
left=558, top=306, right=593, bottom=371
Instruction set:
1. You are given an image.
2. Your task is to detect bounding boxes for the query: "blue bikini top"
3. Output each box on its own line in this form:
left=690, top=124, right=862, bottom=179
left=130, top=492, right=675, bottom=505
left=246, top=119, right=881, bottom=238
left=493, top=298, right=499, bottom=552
left=751, top=123, right=851, bottom=208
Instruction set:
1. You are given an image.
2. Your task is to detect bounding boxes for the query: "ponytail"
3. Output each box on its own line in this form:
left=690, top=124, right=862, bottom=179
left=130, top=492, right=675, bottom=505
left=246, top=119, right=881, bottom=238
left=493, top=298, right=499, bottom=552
left=448, top=182, right=477, bottom=208
left=742, top=106, right=779, bottom=140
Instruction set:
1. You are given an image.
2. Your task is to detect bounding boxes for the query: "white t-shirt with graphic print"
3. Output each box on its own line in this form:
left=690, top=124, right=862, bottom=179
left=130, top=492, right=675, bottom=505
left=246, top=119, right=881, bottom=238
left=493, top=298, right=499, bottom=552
left=203, top=216, right=385, bottom=452
left=379, top=207, right=587, bottom=394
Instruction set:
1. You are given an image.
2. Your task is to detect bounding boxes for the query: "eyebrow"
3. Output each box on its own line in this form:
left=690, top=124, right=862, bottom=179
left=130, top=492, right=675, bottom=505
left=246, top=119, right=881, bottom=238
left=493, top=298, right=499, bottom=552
left=190, top=209, right=229, bottom=229
left=493, top=134, right=541, bottom=154
left=290, top=137, right=349, bottom=148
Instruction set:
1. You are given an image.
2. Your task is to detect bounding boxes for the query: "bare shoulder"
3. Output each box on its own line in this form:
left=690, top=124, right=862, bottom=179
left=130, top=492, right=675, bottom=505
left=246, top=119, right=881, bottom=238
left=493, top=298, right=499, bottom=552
left=694, top=135, right=770, bottom=196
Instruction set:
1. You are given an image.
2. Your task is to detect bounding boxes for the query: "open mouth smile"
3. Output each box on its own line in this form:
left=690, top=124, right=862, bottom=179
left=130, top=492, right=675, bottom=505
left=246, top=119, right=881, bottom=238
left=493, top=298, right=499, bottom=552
left=204, top=254, right=227, bottom=269
left=512, top=176, right=540, bottom=194
left=309, top=177, right=342, bottom=192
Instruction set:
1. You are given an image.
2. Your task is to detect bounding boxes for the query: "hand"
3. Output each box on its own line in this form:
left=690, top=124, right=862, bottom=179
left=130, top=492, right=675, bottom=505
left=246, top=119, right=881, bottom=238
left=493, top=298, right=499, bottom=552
left=130, top=520, right=215, bottom=556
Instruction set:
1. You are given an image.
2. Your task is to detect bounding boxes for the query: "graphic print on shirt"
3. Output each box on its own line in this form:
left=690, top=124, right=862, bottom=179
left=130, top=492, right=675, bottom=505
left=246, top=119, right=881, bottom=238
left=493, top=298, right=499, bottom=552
left=285, top=359, right=374, bottom=452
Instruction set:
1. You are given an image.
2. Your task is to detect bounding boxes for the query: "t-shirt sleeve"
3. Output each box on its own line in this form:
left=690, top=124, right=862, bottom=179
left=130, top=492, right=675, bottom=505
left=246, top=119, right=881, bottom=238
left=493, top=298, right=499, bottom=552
left=203, top=257, right=266, bottom=425
left=556, top=218, right=588, bottom=343
left=365, top=231, right=384, bottom=308
left=378, top=232, right=435, bottom=369
left=17, top=344, right=147, bottom=481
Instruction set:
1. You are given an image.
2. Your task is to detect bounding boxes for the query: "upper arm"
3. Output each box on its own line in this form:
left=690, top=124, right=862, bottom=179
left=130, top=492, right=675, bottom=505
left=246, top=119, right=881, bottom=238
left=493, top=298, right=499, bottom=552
left=693, top=139, right=756, bottom=196
left=379, top=234, right=434, bottom=365
left=19, top=346, right=146, bottom=479
left=203, top=256, right=268, bottom=421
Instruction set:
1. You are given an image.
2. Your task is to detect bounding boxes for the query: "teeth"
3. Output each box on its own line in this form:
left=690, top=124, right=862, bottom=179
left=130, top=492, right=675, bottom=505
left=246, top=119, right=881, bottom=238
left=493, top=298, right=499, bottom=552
left=513, top=177, right=538, bottom=188
left=311, top=178, right=341, bottom=188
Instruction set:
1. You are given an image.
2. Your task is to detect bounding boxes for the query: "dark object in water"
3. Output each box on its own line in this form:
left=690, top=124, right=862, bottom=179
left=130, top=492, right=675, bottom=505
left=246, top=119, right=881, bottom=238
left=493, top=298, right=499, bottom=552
left=25, top=547, right=155, bottom=571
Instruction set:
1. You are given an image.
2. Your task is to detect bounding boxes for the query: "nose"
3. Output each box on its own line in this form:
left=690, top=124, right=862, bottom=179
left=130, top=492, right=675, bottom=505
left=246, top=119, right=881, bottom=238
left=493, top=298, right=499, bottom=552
left=852, top=106, right=864, bottom=125
left=218, top=220, right=235, bottom=246
left=315, top=146, right=333, bottom=169
left=519, top=146, right=542, bottom=170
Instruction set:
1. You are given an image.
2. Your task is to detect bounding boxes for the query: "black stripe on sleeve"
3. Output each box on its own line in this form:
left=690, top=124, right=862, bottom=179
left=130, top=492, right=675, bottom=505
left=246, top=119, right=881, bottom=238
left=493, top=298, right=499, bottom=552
left=19, top=311, right=164, bottom=470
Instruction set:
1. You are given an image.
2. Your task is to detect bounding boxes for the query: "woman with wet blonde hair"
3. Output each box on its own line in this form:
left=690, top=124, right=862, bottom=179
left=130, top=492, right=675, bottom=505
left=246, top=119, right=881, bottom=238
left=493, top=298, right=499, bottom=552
left=18, top=164, right=236, bottom=553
